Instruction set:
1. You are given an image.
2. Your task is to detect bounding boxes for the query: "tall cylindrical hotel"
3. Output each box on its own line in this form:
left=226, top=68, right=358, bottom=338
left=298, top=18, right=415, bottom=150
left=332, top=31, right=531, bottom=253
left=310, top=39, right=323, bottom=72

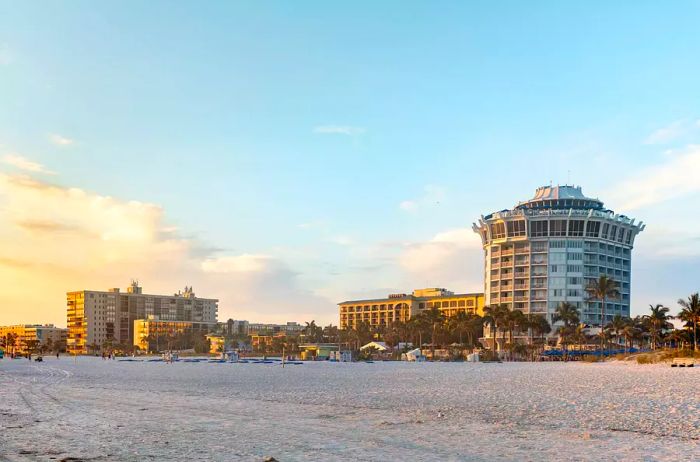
left=473, top=185, right=644, bottom=327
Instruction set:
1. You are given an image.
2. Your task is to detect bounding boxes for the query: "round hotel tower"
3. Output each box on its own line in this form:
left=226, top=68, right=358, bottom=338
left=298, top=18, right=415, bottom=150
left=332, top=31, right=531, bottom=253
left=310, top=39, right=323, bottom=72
left=473, top=185, right=644, bottom=330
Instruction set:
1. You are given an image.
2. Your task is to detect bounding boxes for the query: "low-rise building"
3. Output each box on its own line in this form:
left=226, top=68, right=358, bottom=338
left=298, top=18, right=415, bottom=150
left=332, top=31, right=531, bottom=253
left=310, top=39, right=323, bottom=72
left=133, top=317, right=217, bottom=352
left=0, top=324, right=67, bottom=354
left=339, top=288, right=485, bottom=329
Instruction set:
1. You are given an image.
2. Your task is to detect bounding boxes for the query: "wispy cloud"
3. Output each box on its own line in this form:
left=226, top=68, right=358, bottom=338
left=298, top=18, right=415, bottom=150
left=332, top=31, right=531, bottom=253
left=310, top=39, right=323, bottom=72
left=49, top=133, right=75, bottom=146
left=313, top=125, right=366, bottom=136
left=606, top=144, right=700, bottom=210
left=399, top=185, right=445, bottom=213
left=644, top=119, right=696, bottom=145
left=1, top=154, right=56, bottom=175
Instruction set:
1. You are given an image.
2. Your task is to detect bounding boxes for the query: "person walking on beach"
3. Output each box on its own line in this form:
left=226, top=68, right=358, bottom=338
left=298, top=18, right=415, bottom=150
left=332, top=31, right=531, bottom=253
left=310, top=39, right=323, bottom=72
left=56, top=351, right=60, bottom=360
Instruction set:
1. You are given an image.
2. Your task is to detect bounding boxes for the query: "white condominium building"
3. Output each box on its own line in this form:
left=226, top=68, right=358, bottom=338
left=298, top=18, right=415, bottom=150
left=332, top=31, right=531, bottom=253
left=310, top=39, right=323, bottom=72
left=473, top=185, right=644, bottom=327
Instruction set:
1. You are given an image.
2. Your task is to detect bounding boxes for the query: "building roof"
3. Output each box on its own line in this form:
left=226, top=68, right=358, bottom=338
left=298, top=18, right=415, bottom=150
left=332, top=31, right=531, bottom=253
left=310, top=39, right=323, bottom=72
left=515, top=185, right=604, bottom=211
left=360, top=341, right=389, bottom=351
left=338, top=292, right=483, bottom=305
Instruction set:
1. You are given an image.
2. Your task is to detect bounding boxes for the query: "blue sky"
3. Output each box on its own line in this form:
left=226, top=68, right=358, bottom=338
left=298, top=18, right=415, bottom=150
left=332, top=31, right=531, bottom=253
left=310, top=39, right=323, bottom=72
left=1, top=2, right=700, bottom=326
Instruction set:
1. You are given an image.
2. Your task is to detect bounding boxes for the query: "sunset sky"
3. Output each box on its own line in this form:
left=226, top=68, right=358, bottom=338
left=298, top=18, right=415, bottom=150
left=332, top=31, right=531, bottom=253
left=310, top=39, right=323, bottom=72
left=1, top=1, right=700, bottom=326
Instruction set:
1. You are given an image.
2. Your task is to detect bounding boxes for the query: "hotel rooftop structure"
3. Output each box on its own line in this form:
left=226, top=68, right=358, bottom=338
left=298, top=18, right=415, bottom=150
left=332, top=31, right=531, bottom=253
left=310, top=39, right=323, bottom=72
left=339, top=288, right=484, bottom=330
left=67, top=281, right=218, bottom=354
left=473, top=185, right=644, bottom=328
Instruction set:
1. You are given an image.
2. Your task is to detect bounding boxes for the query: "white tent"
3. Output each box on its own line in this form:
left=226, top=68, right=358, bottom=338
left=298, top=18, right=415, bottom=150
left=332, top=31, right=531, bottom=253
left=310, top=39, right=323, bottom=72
left=360, top=341, right=389, bottom=351
left=403, top=348, right=426, bottom=362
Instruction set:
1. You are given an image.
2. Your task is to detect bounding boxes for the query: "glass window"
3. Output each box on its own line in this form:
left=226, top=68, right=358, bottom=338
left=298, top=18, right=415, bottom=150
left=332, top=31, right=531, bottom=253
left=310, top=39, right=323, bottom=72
left=530, top=221, right=548, bottom=237
left=586, top=220, right=601, bottom=237
left=550, top=220, right=567, bottom=236
left=506, top=220, right=526, bottom=237
left=601, top=223, right=610, bottom=239
left=491, top=222, right=506, bottom=239
left=568, top=220, right=584, bottom=237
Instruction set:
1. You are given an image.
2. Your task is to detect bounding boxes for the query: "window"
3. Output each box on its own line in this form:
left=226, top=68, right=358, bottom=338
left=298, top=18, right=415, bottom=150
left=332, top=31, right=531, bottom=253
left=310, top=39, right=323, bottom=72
left=550, top=289, right=564, bottom=297
left=568, top=220, right=584, bottom=237
left=549, top=240, right=566, bottom=249
left=458, top=300, right=465, bottom=307
left=568, top=252, right=583, bottom=261
left=450, top=301, right=457, bottom=307
left=617, top=227, right=626, bottom=243
left=491, top=222, right=506, bottom=239
left=507, top=220, right=526, bottom=237
left=601, top=223, right=610, bottom=239
left=567, top=289, right=581, bottom=297
left=567, top=265, right=582, bottom=273
left=530, top=221, right=548, bottom=237
left=567, top=240, right=583, bottom=248
left=550, top=264, right=563, bottom=273
left=568, top=277, right=582, bottom=285
left=550, top=220, right=567, bottom=236
left=418, top=303, right=425, bottom=309
left=609, top=225, right=618, bottom=241
left=586, top=221, right=600, bottom=237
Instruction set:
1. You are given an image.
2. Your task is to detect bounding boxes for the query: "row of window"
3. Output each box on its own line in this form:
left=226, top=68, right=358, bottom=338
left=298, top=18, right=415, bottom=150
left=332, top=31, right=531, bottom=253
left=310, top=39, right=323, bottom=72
left=491, top=219, right=634, bottom=244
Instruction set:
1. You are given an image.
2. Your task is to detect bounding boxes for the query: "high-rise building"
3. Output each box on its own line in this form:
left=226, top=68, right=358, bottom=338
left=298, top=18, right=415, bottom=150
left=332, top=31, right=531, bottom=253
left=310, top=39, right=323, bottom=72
left=473, top=185, right=644, bottom=332
left=67, top=281, right=218, bottom=354
left=339, top=288, right=485, bottom=330
left=0, top=324, right=67, bottom=354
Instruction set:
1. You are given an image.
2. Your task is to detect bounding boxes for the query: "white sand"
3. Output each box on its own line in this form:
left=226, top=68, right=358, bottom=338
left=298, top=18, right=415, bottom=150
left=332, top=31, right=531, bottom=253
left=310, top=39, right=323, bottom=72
left=0, top=357, right=698, bottom=461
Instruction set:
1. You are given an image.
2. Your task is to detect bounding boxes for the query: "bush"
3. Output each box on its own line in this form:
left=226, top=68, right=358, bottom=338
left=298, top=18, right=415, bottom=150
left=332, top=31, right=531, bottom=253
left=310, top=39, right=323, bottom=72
left=636, top=354, right=656, bottom=364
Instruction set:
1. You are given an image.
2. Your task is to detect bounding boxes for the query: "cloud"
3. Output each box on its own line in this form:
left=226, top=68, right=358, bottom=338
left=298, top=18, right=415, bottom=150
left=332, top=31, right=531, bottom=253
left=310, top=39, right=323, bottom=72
left=399, top=184, right=445, bottom=213
left=326, top=235, right=353, bottom=246
left=201, top=254, right=278, bottom=274
left=0, top=171, right=335, bottom=326
left=644, top=119, right=698, bottom=145
left=397, top=228, right=483, bottom=292
left=313, top=125, right=366, bottom=135
left=606, top=145, right=700, bottom=210
left=49, top=134, right=75, bottom=146
left=1, top=154, right=56, bottom=175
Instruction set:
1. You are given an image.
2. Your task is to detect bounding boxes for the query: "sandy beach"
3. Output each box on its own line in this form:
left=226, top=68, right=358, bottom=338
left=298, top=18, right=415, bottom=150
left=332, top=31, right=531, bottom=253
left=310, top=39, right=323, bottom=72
left=0, top=358, right=698, bottom=461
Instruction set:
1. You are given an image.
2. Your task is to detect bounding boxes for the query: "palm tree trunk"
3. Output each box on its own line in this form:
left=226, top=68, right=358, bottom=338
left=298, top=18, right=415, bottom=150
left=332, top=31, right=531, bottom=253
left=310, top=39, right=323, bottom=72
left=600, top=297, right=606, bottom=359
left=694, top=319, right=698, bottom=352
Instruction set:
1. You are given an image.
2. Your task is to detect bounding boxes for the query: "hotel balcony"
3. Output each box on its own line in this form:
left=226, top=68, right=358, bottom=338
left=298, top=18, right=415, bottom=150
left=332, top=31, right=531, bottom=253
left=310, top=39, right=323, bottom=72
left=515, top=248, right=530, bottom=255
left=501, top=250, right=514, bottom=256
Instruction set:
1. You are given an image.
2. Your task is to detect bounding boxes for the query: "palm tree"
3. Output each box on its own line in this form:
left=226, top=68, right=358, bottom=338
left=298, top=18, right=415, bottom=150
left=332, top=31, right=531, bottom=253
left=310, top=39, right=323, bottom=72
left=419, top=307, right=445, bottom=359
left=553, top=302, right=580, bottom=360
left=606, top=314, right=629, bottom=350
left=505, top=309, right=526, bottom=360
left=448, top=311, right=469, bottom=346
left=621, top=323, right=640, bottom=353
left=678, top=293, right=700, bottom=352
left=528, top=314, right=551, bottom=356
left=483, top=305, right=508, bottom=353
left=644, top=304, right=672, bottom=350
left=585, top=275, right=620, bottom=356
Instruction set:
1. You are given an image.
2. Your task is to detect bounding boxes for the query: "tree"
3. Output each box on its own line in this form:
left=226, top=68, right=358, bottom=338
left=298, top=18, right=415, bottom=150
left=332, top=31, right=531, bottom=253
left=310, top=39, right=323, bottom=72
left=586, top=275, right=620, bottom=357
left=504, top=309, right=526, bottom=360
left=482, top=305, right=509, bottom=353
left=553, top=302, right=580, bottom=360
left=678, top=293, right=700, bottom=352
left=528, top=314, right=551, bottom=356
left=644, top=304, right=672, bottom=350
left=606, top=314, right=629, bottom=350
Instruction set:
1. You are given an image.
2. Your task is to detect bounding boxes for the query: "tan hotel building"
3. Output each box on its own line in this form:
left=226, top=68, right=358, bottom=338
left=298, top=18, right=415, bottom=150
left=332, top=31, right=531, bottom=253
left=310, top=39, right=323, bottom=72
left=67, top=281, right=218, bottom=354
left=339, top=288, right=484, bottom=329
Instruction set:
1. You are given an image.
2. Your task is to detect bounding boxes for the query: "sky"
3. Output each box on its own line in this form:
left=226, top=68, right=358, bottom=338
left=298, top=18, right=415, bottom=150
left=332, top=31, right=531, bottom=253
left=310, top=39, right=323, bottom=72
left=1, top=1, right=700, bottom=327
